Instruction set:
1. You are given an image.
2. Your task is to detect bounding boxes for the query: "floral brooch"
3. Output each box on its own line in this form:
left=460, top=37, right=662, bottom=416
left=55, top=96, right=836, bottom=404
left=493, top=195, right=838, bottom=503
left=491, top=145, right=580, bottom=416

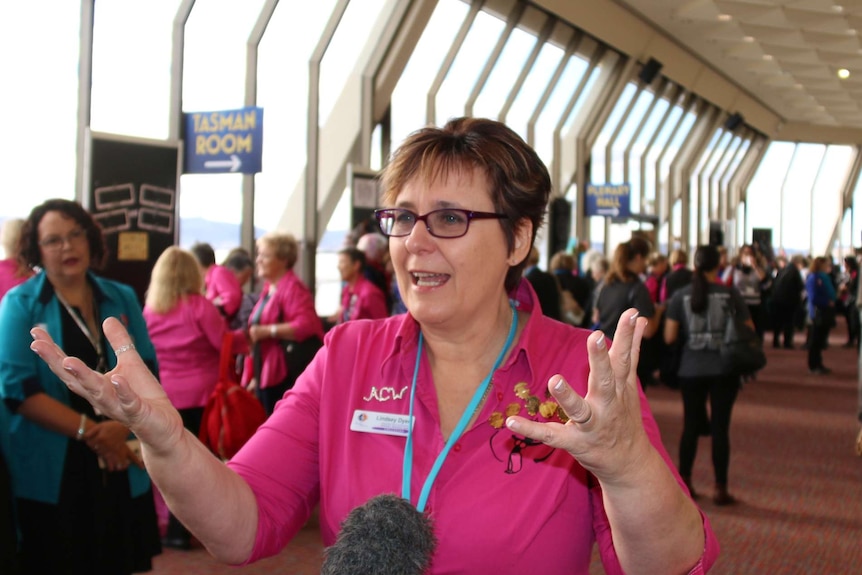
left=488, top=382, right=570, bottom=428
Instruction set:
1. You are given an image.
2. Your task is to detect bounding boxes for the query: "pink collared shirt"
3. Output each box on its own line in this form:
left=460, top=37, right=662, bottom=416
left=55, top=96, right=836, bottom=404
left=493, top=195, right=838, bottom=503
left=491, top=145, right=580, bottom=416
left=205, top=264, right=243, bottom=319
left=240, top=270, right=324, bottom=389
left=0, top=259, right=32, bottom=303
left=144, top=294, right=240, bottom=409
left=339, top=275, right=389, bottom=323
left=228, top=281, right=718, bottom=574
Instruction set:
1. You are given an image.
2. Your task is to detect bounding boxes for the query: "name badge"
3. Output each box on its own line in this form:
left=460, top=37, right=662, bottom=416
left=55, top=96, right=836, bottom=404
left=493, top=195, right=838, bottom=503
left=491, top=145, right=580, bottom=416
left=351, top=410, right=413, bottom=438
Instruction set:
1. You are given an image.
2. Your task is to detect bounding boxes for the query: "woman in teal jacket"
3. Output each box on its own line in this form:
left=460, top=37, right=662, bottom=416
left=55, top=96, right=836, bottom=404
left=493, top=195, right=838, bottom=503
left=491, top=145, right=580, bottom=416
left=0, top=199, right=160, bottom=574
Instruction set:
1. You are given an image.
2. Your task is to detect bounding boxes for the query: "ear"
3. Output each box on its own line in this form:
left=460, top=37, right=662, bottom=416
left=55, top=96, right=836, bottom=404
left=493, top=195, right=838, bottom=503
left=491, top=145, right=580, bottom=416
left=509, top=219, right=533, bottom=266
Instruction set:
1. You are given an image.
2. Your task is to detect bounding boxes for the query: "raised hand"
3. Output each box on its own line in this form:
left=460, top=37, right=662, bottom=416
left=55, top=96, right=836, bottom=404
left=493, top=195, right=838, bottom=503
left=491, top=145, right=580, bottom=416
left=30, top=316, right=185, bottom=456
left=505, top=308, right=652, bottom=482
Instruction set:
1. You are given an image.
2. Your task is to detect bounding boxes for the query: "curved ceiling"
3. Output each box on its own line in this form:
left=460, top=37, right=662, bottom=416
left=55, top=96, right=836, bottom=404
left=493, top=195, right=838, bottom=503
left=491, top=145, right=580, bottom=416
left=613, top=0, right=862, bottom=129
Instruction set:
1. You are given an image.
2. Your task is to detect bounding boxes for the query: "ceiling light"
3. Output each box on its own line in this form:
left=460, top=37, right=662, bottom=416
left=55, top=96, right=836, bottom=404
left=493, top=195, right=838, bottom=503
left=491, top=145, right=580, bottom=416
left=743, top=36, right=754, bottom=43
left=833, top=5, right=844, bottom=13
left=794, top=84, right=804, bottom=90
left=717, top=14, right=732, bottom=22
left=838, top=68, right=851, bottom=79
left=846, top=29, right=857, bottom=36
left=763, top=54, right=774, bottom=61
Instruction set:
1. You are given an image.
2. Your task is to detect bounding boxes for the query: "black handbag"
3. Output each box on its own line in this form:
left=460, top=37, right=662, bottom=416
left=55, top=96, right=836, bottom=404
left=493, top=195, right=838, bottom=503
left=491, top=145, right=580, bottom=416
left=720, top=306, right=767, bottom=376
left=282, top=336, right=322, bottom=389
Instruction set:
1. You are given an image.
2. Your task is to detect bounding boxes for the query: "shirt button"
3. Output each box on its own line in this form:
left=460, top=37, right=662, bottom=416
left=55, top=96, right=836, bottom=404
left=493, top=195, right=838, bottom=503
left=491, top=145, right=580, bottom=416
left=453, top=443, right=462, bottom=452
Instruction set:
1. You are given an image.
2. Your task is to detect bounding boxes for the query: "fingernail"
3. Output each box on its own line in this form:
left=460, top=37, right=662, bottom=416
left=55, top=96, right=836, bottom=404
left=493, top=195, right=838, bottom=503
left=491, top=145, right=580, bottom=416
left=629, top=312, right=640, bottom=325
left=554, top=378, right=565, bottom=391
left=506, top=418, right=520, bottom=432
left=596, top=336, right=606, bottom=350
left=110, top=376, right=120, bottom=387
left=63, top=365, right=78, bottom=376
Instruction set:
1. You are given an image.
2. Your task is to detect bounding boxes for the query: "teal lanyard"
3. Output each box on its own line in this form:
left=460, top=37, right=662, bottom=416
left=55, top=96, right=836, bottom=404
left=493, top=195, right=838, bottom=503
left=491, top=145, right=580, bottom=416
left=402, top=302, right=517, bottom=512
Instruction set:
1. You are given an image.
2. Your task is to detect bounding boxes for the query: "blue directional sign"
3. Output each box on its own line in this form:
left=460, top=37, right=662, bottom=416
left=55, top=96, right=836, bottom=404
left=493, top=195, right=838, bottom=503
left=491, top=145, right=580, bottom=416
left=585, top=183, right=631, bottom=218
left=184, top=107, right=263, bottom=174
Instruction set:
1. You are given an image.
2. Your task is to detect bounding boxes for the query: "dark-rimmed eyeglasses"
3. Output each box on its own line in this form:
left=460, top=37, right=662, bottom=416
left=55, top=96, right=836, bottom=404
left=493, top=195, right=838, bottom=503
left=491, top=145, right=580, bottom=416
left=38, top=228, right=87, bottom=252
left=374, top=208, right=507, bottom=239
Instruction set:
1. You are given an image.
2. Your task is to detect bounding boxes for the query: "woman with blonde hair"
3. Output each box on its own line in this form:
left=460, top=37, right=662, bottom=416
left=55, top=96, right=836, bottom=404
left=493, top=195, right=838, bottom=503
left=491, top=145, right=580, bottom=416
left=143, top=246, right=246, bottom=549
left=242, top=232, right=324, bottom=414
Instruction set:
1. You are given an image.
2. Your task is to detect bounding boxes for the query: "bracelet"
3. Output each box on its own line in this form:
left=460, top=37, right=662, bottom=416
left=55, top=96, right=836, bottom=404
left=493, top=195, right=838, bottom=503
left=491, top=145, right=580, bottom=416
left=270, top=324, right=277, bottom=338
left=76, top=413, right=87, bottom=441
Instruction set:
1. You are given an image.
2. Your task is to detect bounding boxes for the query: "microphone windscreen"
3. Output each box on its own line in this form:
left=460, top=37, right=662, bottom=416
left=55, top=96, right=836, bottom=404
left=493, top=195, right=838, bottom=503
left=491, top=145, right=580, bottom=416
left=321, top=494, right=436, bottom=575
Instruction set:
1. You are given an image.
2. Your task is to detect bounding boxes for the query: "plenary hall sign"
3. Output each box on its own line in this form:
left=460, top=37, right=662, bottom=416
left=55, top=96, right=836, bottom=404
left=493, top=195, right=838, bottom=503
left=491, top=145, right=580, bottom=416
left=585, top=183, right=631, bottom=218
left=184, top=107, right=263, bottom=175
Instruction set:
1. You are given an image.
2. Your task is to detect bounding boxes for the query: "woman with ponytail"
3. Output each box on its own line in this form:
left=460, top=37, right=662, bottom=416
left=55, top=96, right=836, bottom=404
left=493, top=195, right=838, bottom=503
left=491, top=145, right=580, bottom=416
left=592, top=237, right=663, bottom=387
left=664, top=244, right=753, bottom=506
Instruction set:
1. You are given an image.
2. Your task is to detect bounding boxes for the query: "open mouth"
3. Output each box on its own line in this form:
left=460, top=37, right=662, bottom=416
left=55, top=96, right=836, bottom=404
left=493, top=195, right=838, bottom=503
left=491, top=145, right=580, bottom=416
left=411, top=272, right=449, bottom=287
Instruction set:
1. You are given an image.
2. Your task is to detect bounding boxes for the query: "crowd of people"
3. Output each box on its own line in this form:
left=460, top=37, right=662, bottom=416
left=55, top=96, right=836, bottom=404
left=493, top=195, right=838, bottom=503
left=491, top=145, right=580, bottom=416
left=0, top=117, right=860, bottom=574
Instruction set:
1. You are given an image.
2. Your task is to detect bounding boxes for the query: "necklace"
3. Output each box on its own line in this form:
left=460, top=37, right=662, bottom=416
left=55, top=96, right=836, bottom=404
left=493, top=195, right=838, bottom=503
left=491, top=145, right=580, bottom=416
left=401, top=301, right=518, bottom=512
left=55, top=287, right=106, bottom=373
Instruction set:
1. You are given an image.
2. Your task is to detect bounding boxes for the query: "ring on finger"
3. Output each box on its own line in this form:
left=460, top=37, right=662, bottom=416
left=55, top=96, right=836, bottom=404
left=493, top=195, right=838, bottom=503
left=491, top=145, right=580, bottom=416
left=114, top=343, right=136, bottom=355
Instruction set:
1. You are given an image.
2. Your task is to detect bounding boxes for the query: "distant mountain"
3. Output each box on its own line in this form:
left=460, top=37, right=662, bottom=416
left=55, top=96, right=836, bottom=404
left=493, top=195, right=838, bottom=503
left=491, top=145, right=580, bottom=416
left=178, top=217, right=347, bottom=253
left=178, top=217, right=255, bottom=252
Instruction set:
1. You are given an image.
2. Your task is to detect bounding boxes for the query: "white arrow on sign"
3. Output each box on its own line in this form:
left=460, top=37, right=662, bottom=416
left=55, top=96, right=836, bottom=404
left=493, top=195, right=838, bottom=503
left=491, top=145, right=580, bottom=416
left=204, top=154, right=242, bottom=172
left=596, top=207, right=620, bottom=217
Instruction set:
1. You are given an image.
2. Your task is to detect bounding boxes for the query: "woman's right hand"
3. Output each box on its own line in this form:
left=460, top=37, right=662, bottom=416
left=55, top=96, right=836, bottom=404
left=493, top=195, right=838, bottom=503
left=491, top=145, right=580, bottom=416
left=31, top=317, right=185, bottom=457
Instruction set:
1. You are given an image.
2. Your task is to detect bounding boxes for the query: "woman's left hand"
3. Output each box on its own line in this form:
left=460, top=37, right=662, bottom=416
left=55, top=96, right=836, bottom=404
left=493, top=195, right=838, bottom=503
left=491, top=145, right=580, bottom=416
left=506, top=308, right=651, bottom=483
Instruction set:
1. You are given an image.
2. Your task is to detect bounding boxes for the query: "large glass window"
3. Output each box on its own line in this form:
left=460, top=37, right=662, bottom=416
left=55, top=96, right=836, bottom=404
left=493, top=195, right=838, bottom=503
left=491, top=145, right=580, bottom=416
left=390, top=0, right=469, bottom=149
left=811, top=145, right=855, bottom=256
left=91, top=0, right=179, bottom=139
left=501, top=27, right=565, bottom=141
left=1, top=2, right=82, bottom=214
left=472, top=25, right=538, bottom=123
left=434, top=11, right=504, bottom=125
left=256, top=1, right=339, bottom=232
left=534, top=51, right=591, bottom=163
left=632, top=90, right=671, bottom=215
left=179, top=0, right=267, bottom=250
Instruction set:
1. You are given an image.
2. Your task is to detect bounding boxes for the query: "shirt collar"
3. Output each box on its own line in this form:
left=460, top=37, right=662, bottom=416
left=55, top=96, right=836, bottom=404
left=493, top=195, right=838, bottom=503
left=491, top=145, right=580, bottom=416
left=381, top=278, right=544, bottom=389
left=37, top=270, right=106, bottom=305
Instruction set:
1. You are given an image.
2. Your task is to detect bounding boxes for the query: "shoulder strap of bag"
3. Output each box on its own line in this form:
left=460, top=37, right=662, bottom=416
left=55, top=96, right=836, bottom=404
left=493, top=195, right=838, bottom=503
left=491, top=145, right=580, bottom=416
left=219, top=331, right=237, bottom=383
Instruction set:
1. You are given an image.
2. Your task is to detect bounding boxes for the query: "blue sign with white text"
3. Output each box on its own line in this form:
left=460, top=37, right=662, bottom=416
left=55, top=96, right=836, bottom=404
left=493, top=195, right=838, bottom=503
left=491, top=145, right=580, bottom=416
left=585, top=183, right=631, bottom=218
left=184, top=107, right=263, bottom=174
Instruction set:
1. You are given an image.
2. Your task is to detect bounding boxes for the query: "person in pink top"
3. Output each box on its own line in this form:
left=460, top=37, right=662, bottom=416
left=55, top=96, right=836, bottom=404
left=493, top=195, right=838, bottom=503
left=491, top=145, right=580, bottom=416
left=191, top=242, right=243, bottom=323
left=241, top=232, right=324, bottom=414
left=143, top=246, right=247, bottom=549
left=332, top=246, right=389, bottom=324
left=32, top=118, right=718, bottom=575
left=0, top=218, right=34, bottom=302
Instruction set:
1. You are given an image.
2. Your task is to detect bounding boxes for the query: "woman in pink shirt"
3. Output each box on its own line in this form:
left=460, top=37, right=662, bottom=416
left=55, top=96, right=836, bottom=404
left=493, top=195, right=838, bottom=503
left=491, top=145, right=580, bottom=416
left=0, top=218, right=34, bottom=302
left=33, top=118, right=718, bottom=575
left=143, top=246, right=245, bottom=549
left=241, top=232, right=324, bottom=414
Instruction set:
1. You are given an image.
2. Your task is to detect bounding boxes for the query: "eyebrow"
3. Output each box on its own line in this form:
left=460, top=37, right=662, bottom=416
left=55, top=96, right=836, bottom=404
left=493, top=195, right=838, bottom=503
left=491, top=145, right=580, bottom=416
left=392, top=200, right=465, bottom=211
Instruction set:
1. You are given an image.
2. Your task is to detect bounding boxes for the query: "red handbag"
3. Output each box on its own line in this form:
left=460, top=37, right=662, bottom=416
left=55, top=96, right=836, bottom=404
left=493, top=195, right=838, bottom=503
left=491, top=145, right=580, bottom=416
left=198, top=332, right=267, bottom=460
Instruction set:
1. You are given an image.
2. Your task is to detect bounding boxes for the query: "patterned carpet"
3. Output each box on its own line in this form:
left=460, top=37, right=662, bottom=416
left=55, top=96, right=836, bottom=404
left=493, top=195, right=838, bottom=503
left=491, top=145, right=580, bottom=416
left=151, top=323, right=862, bottom=575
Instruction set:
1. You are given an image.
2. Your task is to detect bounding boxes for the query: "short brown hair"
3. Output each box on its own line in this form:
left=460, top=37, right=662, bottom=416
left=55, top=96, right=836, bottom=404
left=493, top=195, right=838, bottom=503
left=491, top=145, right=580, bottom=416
left=20, top=199, right=107, bottom=270
left=379, top=117, right=551, bottom=292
